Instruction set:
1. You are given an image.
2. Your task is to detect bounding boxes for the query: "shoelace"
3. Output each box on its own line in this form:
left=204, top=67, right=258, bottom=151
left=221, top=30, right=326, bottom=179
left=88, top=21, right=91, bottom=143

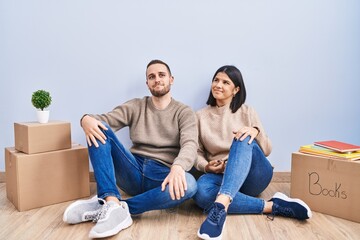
left=266, top=204, right=294, bottom=221
left=92, top=200, right=126, bottom=223
left=208, top=206, right=223, bottom=224
left=84, top=209, right=102, bottom=221
left=276, top=205, right=294, bottom=218
left=266, top=213, right=275, bottom=221
left=93, top=203, right=111, bottom=223
left=82, top=198, right=104, bottom=221
left=92, top=198, right=107, bottom=223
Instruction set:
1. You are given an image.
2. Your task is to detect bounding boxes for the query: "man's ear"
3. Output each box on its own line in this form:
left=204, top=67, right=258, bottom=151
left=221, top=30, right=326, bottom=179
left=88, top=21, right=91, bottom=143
left=170, top=76, right=174, bottom=85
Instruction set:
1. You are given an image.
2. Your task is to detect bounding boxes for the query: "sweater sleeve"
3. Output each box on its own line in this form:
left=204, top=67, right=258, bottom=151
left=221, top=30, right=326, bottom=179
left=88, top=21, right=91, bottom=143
left=250, top=107, right=272, bottom=156
left=194, top=113, right=209, bottom=172
left=195, top=139, right=209, bottom=172
left=87, top=100, right=136, bottom=132
left=172, top=107, right=199, bottom=171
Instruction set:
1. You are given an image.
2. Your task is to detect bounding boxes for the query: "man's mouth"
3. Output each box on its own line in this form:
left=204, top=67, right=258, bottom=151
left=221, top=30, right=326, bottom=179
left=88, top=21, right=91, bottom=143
left=154, top=84, right=164, bottom=88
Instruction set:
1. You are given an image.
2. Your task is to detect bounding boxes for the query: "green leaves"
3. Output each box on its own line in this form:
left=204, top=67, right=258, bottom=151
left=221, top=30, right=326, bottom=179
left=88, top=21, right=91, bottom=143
left=31, top=90, right=52, bottom=111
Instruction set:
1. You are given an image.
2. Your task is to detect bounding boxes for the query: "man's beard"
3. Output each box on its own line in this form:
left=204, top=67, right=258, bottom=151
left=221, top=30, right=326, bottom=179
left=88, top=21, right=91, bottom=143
left=150, top=84, right=171, bottom=97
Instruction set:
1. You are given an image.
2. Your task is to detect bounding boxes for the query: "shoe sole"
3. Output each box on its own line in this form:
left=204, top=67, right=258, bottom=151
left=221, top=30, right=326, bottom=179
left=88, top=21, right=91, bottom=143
left=273, top=192, right=313, bottom=219
left=197, top=231, right=223, bottom=240
left=197, top=221, right=226, bottom=240
left=63, top=195, right=98, bottom=224
left=88, top=214, right=133, bottom=238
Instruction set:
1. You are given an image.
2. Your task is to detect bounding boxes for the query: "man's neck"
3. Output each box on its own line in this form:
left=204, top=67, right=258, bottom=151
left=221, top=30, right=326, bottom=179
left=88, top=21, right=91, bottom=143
left=151, top=94, right=172, bottom=110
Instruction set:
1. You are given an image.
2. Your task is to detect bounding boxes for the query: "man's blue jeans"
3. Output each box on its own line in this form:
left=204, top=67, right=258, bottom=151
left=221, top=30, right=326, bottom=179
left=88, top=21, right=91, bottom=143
left=88, top=123, right=197, bottom=215
left=193, top=137, right=273, bottom=214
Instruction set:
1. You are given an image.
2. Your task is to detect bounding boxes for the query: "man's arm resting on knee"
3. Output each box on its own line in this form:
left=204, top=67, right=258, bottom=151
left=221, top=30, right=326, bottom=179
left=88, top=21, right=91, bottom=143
left=161, top=164, right=187, bottom=201
left=81, top=115, right=108, bottom=147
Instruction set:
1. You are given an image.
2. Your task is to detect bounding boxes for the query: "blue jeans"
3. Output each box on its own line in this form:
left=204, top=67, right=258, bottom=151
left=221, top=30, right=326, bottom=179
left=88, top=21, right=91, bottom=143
left=88, top=123, right=197, bottom=215
left=193, top=137, right=273, bottom=214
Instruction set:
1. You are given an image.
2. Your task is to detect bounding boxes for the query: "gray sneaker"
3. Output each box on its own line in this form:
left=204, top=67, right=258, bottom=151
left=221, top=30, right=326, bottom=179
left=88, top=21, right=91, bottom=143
left=88, top=201, right=133, bottom=238
left=63, top=195, right=102, bottom=224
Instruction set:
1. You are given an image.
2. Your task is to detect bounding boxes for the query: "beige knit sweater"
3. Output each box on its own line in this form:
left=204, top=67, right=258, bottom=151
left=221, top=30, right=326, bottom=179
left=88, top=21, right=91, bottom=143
left=195, top=103, right=272, bottom=172
left=88, top=96, right=198, bottom=171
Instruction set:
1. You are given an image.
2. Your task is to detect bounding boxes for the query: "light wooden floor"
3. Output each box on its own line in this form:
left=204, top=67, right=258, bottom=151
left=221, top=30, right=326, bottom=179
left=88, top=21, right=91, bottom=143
left=1, top=182, right=360, bottom=240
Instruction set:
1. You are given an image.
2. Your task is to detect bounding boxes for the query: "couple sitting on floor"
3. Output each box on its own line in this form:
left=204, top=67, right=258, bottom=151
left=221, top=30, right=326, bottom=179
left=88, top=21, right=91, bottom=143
left=63, top=59, right=312, bottom=240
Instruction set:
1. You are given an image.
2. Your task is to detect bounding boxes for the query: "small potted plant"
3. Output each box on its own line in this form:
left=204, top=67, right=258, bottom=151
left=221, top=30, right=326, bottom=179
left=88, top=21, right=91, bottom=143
left=31, top=89, right=52, bottom=123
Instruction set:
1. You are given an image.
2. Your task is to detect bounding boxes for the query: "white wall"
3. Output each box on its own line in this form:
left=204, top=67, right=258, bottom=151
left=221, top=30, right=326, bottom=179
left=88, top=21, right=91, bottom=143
left=1, top=0, right=359, bottom=171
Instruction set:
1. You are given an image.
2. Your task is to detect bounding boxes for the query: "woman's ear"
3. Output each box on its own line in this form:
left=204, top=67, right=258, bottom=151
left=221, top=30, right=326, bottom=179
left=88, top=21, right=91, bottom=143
left=234, top=86, right=240, bottom=95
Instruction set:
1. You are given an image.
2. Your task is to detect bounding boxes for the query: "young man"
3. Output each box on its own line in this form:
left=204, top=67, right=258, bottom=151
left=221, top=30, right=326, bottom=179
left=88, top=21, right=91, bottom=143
left=63, top=60, right=198, bottom=238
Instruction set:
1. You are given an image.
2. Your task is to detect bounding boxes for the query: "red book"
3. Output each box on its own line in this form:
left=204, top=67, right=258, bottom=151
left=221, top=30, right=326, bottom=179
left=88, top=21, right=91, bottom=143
left=314, top=140, right=360, bottom=153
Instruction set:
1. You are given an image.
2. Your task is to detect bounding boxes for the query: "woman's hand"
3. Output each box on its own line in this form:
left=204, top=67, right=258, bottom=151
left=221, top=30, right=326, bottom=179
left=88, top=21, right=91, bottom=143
left=205, top=160, right=226, bottom=174
left=233, top=126, right=259, bottom=144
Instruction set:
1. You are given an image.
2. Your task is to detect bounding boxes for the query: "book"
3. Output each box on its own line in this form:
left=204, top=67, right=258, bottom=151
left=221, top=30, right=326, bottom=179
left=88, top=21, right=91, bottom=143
left=314, top=140, right=360, bottom=153
left=299, top=144, right=360, bottom=161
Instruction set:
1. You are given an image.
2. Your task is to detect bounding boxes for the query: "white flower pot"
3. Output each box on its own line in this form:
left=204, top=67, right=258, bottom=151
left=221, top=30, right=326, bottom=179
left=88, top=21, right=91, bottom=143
left=36, top=110, right=50, bottom=123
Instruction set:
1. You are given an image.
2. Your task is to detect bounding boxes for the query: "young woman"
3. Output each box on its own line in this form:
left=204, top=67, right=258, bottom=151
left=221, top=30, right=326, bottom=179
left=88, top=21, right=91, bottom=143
left=194, top=65, right=312, bottom=240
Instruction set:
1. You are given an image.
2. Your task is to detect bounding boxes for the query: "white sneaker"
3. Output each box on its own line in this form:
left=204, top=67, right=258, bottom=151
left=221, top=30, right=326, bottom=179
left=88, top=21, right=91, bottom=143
left=63, top=195, right=102, bottom=224
left=89, top=201, right=133, bottom=238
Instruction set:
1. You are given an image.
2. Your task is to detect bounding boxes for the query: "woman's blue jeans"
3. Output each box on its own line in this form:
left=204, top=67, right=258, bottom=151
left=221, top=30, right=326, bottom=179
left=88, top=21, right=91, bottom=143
left=88, top=123, right=197, bottom=215
left=193, top=137, right=273, bottom=214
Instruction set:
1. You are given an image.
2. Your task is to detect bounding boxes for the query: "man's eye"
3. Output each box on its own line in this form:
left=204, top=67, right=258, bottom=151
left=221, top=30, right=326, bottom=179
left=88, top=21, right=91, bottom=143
left=159, top=73, right=165, bottom=77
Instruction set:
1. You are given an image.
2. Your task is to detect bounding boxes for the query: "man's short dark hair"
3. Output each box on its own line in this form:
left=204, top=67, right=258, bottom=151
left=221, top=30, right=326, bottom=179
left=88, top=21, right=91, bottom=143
left=146, top=59, right=172, bottom=76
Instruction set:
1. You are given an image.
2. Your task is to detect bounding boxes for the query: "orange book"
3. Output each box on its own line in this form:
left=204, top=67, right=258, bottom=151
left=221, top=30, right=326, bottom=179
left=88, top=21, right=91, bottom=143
left=314, top=140, right=360, bottom=153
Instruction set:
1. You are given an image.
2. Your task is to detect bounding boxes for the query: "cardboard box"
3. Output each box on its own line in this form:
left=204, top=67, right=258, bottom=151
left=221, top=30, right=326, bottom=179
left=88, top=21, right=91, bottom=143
left=5, top=144, right=90, bottom=211
left=290, top=152, right=360, bottom=223
left=14, top=121, right=71, bottom=154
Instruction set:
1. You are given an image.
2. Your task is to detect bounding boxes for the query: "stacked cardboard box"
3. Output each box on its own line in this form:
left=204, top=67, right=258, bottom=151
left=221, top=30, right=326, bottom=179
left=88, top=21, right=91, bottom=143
left=5, top=121, right=90, bottom=211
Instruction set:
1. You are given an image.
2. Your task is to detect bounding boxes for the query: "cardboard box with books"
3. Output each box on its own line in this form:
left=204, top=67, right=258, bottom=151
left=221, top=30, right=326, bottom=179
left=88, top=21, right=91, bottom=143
left=291, top=152, right=360, bottom=223
left=5, top=144, right=90, bottom=211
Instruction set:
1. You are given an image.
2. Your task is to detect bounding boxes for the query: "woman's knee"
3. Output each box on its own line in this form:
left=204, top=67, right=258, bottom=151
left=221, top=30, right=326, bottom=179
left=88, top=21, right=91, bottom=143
left=193, top=188, right=211, bottom=208
left=193, top=175, right=218, bottom=210
left=231, top=136, right=258, bottom=149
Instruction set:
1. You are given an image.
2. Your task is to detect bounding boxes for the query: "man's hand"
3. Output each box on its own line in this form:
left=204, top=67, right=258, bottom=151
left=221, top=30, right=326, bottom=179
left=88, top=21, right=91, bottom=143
left=205, top=159, right=226, bottom=174
left=161, top=165, right=187, bottom=200
left=81, top=115, right=108, bottom=147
